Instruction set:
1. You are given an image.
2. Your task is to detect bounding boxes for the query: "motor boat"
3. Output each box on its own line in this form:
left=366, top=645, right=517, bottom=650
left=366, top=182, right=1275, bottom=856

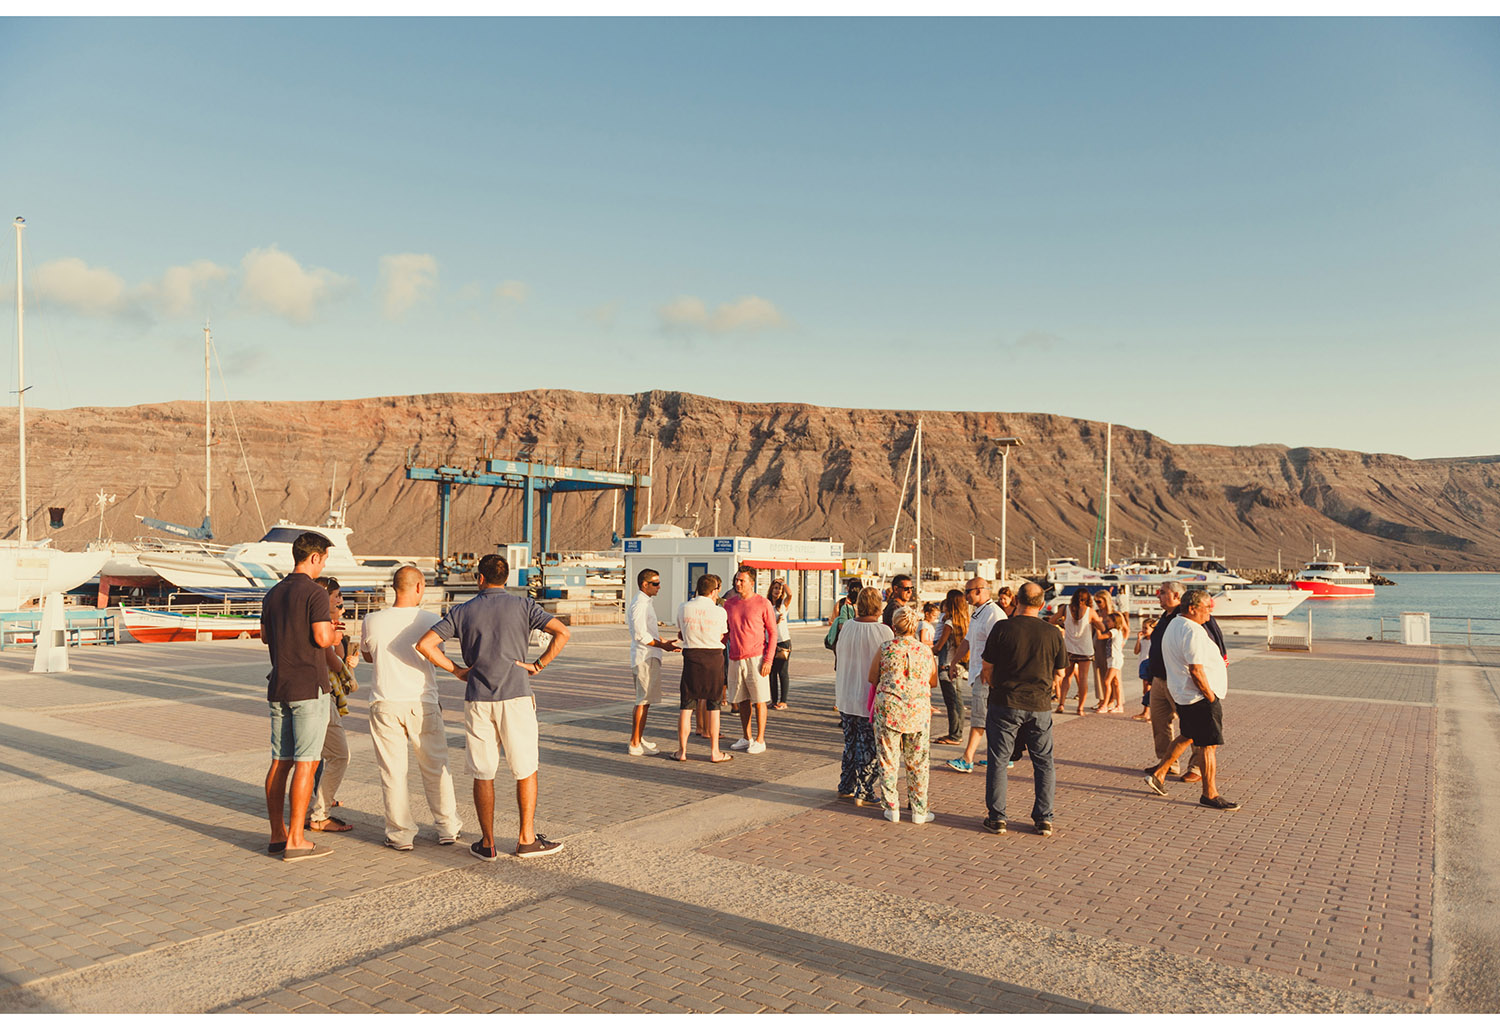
left=1292, top=549, right=1376, bottom=598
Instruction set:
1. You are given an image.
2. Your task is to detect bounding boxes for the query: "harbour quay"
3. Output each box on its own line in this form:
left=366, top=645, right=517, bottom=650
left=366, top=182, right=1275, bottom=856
left=1, top=628, right=1496, bottom=1014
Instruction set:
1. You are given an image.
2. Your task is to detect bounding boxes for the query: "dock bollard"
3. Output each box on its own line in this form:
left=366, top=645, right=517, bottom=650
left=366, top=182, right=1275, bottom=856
left=31, top=592, right=71, bottom=673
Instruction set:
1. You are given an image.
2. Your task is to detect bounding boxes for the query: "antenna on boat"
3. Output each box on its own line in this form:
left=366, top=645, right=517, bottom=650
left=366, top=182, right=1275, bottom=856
left=14, top=216, right=28, bottom=542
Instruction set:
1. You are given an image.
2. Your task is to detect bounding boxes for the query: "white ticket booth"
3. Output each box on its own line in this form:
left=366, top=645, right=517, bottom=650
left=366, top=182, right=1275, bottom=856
left=623, top=536, right=846, bottom=628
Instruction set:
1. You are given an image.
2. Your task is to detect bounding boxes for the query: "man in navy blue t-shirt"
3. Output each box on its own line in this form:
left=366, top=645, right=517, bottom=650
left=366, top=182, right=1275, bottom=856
left=418, top=554, right=571, bottom=861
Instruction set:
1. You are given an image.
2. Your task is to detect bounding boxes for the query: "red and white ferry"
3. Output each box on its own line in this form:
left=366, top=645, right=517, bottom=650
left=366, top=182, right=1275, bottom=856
left=1292, top=551, right=1376, bottom=599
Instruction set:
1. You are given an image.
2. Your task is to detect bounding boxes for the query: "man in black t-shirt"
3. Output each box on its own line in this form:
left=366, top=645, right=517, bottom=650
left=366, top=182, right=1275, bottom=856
left=260, top=532, right=337, bottom=862
left=979, top=582, right=1067, bottom=837
left=881, top=574, right=915, bottom=628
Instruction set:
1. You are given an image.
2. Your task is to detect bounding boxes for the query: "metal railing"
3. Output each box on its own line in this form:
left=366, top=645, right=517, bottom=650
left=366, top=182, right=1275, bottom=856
left=1377, top=615, right=1500, bottom=646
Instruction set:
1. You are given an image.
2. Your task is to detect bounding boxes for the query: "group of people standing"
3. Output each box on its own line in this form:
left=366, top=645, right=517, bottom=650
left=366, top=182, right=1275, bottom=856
left=262, top=534, right=572, bottom=863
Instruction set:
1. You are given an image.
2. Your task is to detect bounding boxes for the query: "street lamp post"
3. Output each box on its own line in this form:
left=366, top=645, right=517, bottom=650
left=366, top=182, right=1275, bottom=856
left=991, top=436, right=1022, bottom=583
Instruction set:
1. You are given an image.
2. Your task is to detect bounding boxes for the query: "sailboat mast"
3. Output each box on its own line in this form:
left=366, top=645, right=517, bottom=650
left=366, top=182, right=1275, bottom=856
left=914, top=418, right=922, bottom=598
left=1103, top=422, right=1112, bottom=566
left=610, top=405, right=622, bottom=539
left=204, top=324, right=212, bottom=530
left=14, top=216, right=26, bottom=543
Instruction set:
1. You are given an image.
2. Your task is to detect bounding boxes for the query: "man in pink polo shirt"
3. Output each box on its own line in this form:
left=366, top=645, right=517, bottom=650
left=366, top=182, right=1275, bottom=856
left=723, top=567, right=777, bottom=754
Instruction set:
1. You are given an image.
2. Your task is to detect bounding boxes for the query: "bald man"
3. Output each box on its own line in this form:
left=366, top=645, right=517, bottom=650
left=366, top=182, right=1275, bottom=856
left=361, top=565, right=462, bottom=851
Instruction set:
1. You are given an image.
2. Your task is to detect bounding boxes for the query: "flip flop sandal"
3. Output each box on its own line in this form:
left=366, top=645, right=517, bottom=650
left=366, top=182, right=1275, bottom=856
left=309, top=817, right=353, bottom=832
left=710, top=753, right=734, bottom=763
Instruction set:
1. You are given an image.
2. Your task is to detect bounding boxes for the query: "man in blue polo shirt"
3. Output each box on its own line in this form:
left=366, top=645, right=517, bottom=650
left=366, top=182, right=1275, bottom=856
left=417, top=554, right=571, bottom=860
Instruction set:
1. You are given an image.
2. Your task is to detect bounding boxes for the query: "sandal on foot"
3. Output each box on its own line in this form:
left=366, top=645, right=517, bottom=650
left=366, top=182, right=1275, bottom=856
left=308, top=817, right=353, bottom=832
left=709, top=753, right=734, bottom=763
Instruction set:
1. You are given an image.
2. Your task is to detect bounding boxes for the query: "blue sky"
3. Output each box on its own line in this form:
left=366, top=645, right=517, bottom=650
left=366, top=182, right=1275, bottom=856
left=2, top=16, right=1496, bottom=458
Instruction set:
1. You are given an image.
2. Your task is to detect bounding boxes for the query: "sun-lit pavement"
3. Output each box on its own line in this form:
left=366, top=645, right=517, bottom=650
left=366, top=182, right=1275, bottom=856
left=0, top=623, right=1495, bottom=1013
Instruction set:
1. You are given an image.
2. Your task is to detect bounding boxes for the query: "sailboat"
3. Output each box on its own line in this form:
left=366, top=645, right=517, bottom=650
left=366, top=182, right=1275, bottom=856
left=1, top=217, right=108, bottom=609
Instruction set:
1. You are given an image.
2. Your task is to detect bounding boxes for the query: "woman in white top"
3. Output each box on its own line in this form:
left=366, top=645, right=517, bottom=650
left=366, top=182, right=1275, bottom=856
left=834, top=587, right=893, bottom=806
left=1091, top=590, right=1129, bottom=712
left=767, top=579, right=793, bottom=710
left=1050, top=589, right=1105, bottom=716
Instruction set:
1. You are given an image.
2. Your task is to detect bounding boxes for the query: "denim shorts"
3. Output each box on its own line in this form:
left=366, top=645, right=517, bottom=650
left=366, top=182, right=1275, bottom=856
left=269, top=694, right=331, bottom=761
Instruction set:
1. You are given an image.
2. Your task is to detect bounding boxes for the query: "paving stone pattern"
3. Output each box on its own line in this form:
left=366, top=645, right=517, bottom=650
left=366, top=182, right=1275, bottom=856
left=213, top=886, right=1090, bottom=1014
left=1232, top=656, right=1436, bottom=704
left=704, top=683, right=1435, bottom=1002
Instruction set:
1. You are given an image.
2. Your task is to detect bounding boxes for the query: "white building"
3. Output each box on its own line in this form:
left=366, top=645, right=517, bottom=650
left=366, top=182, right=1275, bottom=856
left=623, top=535, right=845, bottom=627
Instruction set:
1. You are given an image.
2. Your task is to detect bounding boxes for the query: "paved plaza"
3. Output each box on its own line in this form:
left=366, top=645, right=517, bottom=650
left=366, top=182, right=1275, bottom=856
left=1, top=623, right=1497, bottom=1013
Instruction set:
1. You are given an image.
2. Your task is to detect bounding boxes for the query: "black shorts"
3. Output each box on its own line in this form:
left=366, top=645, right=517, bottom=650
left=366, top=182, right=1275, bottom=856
left=679, top=648, right=726, bottom=709
left=1174, top=698, right=1224, bottom=747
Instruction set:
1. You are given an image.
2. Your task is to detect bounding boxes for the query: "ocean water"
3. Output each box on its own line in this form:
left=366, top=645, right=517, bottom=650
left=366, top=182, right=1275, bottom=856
left=1262, top=572, right=1500, bottom=645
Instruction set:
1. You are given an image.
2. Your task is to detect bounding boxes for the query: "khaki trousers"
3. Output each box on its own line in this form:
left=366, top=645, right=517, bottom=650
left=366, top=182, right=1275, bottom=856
left=309, top=702, right=348, bottom=822
left=369, top=700, right=462, bottom=846
left=1150, top=677, right=1203, bottom=777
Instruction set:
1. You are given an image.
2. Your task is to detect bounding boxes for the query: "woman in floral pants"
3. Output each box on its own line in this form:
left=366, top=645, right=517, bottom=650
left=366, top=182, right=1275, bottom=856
left=868, top=606, right=939, bottom=824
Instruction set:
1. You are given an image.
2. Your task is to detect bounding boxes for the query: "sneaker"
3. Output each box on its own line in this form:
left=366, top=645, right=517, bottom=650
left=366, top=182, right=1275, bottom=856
left=1006, top=761, right=1015, bottom=769
left=640, top=740, right=659, bottom=753
left=946, top=758, right=973, bottom=774
left=884, top=808, right=900, bottom=823
left=1200, top=795, right=1241, bottom=811
left=282, top=843, right=333, bottom=862
left=438, top=833, right=461, bottom=846
left=747, top=740, right=766, bottom=754
left=912, top=811, right=936, bottom=825
left=384, top=839, right=414, bottom=852
left=470, top=841, right=499, bottom=862
left=1144, top=773, right=1169, bottom=796
left=627, top=742, right=645, bottom=756
left=976, top=759, right=988, bottom=767
left=983, top=816, right=1007, bottom=835
left=1035, top=821, right=1054, bottom=837
left=730, top=738, right=751, bottom=751
left=515, top=834, right=565, bottom=859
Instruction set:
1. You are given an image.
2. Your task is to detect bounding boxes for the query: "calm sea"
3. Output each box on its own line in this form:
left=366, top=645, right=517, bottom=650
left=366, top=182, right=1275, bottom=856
left=1257, top=572, right=1500, bottom=645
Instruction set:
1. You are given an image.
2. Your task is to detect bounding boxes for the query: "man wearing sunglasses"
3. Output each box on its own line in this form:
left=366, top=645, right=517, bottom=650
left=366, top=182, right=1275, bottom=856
left=881, top=574, right=916, bottom=629
left=628, top=568, right=679, bottom=756
left=946, top=577, right=1006, bottom=774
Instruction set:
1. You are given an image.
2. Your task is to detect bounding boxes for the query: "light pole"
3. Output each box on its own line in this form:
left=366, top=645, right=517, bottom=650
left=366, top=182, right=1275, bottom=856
left=991, top=436, right=1022, bottom=583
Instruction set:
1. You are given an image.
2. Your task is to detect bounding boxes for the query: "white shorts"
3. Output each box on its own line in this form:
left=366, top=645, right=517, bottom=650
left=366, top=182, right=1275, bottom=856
left=464, top=697, right=540, bottom=781
left=633, top=661, right=662, bottom=706
left=728, top=656, right=771, bottom=705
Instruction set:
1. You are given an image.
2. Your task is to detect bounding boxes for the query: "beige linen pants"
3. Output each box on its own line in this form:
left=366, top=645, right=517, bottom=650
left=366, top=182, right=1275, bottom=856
left=369, top=700, right=462, bottom=846
left=309, top=702, right=348, bottom=822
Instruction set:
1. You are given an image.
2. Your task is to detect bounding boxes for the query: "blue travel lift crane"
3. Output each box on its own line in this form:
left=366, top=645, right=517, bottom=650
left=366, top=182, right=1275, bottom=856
left=404, top=450, right=651, bottom=582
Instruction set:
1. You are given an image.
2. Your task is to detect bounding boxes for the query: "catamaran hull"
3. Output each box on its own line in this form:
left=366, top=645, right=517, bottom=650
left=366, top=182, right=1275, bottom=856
left=138, top=553, right=395, bottom=591
left=0, top=546, right=109, bottom=609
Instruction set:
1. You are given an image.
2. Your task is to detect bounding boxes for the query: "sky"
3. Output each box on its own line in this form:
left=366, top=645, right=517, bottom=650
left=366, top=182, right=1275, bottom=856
left=1, top=15, right=1496, bottom=459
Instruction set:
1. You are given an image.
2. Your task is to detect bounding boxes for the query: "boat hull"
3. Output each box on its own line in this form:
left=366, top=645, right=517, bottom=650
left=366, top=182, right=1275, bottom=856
left=1292, top=579, right=1375, bottom=599
left=120, top=606, right=261, bottom=643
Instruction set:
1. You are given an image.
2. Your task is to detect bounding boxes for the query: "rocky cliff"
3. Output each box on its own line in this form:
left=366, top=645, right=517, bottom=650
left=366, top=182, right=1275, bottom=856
left=6, top=390, right=1499, bottom=571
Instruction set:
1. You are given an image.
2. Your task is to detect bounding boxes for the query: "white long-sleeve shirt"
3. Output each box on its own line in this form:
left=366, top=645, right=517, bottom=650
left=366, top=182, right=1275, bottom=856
left=629, top=591, right=664, bottom=667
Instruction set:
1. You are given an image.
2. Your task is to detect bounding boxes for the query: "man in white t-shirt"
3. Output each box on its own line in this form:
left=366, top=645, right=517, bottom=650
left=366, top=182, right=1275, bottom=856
left=1144, top=588, right=1239, bottom=811
left=359, top=565, right=462, bottom=850
left=947, top=577, right=1007, bottom=774
left=627, top=567, right=679, bottom=756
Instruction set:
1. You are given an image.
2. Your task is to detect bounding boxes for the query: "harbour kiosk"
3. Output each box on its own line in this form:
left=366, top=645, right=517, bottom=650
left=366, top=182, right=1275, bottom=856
left=623, top=535, right=845, bottom=627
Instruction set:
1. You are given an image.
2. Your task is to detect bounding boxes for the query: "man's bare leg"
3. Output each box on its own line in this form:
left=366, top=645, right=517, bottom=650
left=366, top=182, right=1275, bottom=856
left=1152, top=736, right=1194, bottom=781
left=265, top=760, right=291, bottom=845
left=739, top=701, right=753, bottom=741
left=473, top=778, right=495, bottom=849
left=751, top=701, right=768, bottom=744
left=708, top=710, right=727, bottom=760
left=285, top=760, right=317, bottom=849
left=675, top=710, right=691, bottom=760
left=1200, top=745, right=1219, bottom=799
left=629, top=703, right=649, bottom=748
left=696, top=699, right=710, bottom=738
left=516, top=772, right=538, bottom=846
left=960, top=726, right=985, bottom=765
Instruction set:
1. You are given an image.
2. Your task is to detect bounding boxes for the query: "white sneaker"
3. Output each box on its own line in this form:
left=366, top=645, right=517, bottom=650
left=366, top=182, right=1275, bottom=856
left=884, top=808, right=900, bottom=823
left=747, top=740, right=766, bottom=754
left=627, top=742, right=645, bottom=756
left=912, top=811, right=936, bottom=825
left=641, top=740, right=658, bottom=753
left=730, top=738, right=751, bottom=751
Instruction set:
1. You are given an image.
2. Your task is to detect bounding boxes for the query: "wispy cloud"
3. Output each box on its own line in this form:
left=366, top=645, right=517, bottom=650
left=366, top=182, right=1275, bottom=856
left=494, top=279, right=530, bottom=304
left=145, top=260, right=231, bottom=318
left=378, top=253, right=438, bottom=319
left=32, top=258, right=130, bottom=316
left=239, top=246, right=352, bottom=323
left=658, top=294, right=786, bottom=335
